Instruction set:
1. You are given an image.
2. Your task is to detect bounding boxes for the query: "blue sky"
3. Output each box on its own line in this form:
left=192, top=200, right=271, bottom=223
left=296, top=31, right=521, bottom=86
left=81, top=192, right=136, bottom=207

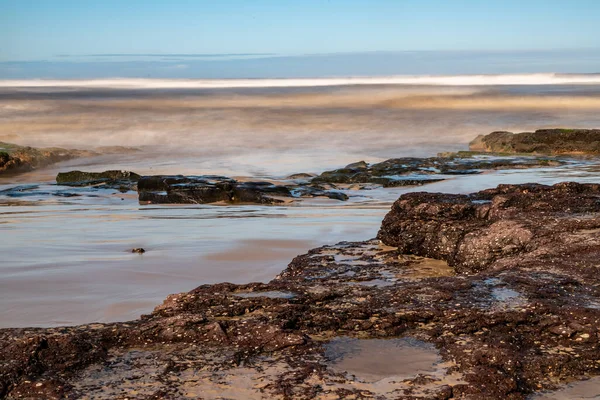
left=1, top=0, right=599, bottom=61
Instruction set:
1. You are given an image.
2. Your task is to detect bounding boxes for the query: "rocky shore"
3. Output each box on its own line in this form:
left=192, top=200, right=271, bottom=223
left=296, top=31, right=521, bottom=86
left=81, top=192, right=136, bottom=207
left=53, top=153, right=565, bottom=205
left=2, top=182, right=600, bottom=399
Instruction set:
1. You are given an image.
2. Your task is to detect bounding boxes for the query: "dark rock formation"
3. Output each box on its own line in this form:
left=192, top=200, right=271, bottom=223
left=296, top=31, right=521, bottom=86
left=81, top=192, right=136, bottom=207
left=378, top=181, right=600, bottom=273
left=2, top=182, right=600, bottom=399
left=311, top=155, right=563, bottom=188
left=56, top=170, right=141, bottom=191
left=137, top=175, right=348, bottom=204
left=0, top=142, right=96, bottom=176
left=469, top=128, right=600, bottom=154
left=51, top=149, right=569, bottom=205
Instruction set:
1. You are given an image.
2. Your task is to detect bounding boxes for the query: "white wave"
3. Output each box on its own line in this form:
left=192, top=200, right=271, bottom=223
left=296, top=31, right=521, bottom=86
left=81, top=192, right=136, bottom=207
left=1, top=73, right=600, bottom=89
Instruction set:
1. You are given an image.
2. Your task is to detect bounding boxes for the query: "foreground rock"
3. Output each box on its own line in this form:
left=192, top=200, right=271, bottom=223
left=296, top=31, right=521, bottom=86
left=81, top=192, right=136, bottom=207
left=469, top=128, right=600, bottom=154
left=2, top=182, right=600, bottom=399
left=0, top=142, right=96, bottom=175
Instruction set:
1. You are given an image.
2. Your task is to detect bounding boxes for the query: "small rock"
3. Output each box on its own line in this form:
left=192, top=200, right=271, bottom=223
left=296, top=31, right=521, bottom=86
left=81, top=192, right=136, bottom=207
left=548, top=325, right=575, bottom=337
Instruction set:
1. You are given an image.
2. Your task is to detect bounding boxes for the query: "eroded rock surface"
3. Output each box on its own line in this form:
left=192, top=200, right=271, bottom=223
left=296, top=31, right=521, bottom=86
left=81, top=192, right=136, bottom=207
left=2, top=183, right=600, bottom=399
left=469, top=128, right=600, bottom=154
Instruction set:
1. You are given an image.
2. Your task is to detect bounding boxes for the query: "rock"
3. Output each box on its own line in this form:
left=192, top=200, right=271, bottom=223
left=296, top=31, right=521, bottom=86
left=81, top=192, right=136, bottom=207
left=310, top=154, right=564, bottom=188
left=131, top=248, right=145, bottom=254
left=469, top=128, right=600, bottom=154
left=548, top=325, right=575, bottom=337
left=0, top=142, right=96, bottom=176
left=285, top=172, right=315, bottom=180
left=344, top=160, right=369, bottom=169
left=56, top=170, right=141, bottom=191
left=378, top=182, right=600, bottom=273
left=137, top=175, right=348, bottom=204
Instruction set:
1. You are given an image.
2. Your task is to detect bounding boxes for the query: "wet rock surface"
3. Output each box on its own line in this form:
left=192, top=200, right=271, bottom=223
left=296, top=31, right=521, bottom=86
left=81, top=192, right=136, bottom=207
left=469, top=128, right=600, bottom=155
left=2, top=182, right=600, bottom=399
left=137, top=175, right=348, bottom=204
left=310, top=154, right=564, bottom=188
left=56, top=170, right=141, bottom=191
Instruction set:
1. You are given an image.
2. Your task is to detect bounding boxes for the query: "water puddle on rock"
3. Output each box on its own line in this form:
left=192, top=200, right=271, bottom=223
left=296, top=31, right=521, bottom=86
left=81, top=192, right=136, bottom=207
left=400, top=255, right=455, bottom=280
left=354, top=279, right=396, bottom=287
left=492, top=287, right=521, bottom=301
left=530, top=376, right=600, bottom=399
left=233, top=291, right=296, bottom=299
left=324, top=337, right=441, bottom=383
left=311, top=240, right=455, bottom=288
left=483, top=278, right=527, bottom=309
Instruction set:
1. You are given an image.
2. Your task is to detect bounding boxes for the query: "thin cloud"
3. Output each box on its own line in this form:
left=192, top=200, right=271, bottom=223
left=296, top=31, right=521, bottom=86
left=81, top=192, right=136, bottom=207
left=57, top=53, right=277, bottom=58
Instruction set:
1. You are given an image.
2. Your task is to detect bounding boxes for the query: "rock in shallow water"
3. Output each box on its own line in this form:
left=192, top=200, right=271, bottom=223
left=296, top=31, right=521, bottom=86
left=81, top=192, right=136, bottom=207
left=310, top=153, right=564, bottom=188
left=137, top=174, right=348, bottom=204
left=56, top=170, right=141, bottom=191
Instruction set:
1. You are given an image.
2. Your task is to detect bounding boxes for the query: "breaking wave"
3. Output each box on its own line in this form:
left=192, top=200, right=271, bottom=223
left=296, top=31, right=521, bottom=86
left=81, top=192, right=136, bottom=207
left=1, top=73, right=600, bottom=89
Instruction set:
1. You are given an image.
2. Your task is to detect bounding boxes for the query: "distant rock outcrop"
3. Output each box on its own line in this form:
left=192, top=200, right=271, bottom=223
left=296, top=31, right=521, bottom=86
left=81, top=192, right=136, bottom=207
left=310, top=154, right=563, bottom=187
left=0, top=142, right=96, bottom=175
left=469, top=128, right=600, bottom=154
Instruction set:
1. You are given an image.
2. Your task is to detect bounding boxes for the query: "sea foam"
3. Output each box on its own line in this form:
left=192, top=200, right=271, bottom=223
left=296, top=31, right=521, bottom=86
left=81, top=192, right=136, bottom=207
left=1, top=73, right=600, bottom=89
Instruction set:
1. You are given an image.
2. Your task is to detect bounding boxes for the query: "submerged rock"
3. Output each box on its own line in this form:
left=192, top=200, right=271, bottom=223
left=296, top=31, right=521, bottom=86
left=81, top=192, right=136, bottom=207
left=2, top=182, right=600, bottom=399
left=469, top=128, right=600, bottom=154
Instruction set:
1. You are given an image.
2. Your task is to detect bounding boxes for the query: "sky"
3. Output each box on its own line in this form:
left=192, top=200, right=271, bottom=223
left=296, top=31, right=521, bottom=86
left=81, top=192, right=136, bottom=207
left=1, top=0, right=599, bottom=78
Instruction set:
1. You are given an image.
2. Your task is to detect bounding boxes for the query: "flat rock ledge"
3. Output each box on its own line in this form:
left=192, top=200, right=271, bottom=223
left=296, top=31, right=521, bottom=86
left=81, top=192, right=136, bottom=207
left=469, top=128, right=600, bottom=154
left=137, top=175, right=349, bottom=204
left=2, top=182, right=600, bottom=399
left=310, top=154, right=562, bottom=187
left=53, top=152, right=566, bottom=205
